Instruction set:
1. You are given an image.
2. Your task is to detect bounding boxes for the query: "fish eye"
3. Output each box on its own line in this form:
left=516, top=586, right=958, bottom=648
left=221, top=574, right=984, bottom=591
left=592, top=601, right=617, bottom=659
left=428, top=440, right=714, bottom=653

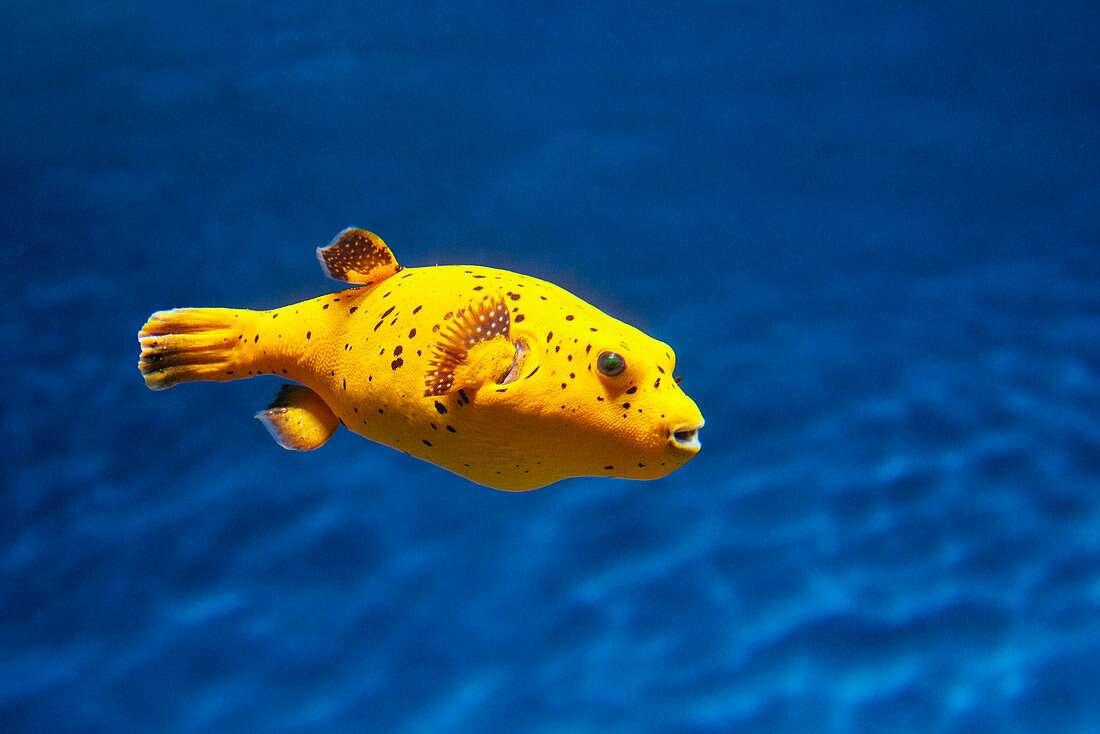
left=596, top=351, right=626, bottom=377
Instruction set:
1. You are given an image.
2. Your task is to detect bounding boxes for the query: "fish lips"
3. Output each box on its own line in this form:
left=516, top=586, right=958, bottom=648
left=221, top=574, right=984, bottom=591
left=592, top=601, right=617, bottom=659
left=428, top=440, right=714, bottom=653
left=670, top=419, right=704, bottom=452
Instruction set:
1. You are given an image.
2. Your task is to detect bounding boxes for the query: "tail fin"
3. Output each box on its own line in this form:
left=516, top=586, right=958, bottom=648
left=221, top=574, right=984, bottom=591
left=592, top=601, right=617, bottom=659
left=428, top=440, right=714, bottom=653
left=138, top=308, right=257, bottom=390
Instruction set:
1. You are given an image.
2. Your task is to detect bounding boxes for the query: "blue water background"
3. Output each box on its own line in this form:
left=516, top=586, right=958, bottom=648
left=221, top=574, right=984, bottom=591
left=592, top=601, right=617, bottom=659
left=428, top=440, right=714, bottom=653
left=3, top=2, right=1099, bottom=732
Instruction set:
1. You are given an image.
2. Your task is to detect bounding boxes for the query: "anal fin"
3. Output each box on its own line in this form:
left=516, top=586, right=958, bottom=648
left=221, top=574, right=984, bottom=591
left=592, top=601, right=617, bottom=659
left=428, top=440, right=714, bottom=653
left=255, top=384, right=340, bottom=451
left=316, top=228, right=402, bottom=284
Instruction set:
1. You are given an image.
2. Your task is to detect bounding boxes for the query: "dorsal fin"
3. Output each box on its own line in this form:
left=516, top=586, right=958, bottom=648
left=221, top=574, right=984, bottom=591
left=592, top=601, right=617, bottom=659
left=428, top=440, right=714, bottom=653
left=316, top=228, right=402, bottom=284
left=424, top=296, right=514, bottom=396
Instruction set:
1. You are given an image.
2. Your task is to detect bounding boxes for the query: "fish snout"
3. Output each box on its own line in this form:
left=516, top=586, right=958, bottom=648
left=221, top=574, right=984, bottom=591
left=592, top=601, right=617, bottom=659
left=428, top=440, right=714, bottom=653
left=669, top=419, right=704, bottom=452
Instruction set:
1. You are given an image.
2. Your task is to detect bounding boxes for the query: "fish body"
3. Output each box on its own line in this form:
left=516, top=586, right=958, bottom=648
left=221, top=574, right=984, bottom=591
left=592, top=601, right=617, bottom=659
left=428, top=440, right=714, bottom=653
left=139, top=229, right=703, bottom=491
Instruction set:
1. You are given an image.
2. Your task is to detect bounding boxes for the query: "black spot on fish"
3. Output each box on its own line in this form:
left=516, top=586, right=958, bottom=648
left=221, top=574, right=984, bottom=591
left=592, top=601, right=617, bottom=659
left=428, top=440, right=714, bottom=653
left=413, top=305, right=423, bottom=314
left=546, top=331, right=553, bottom=343
left=381, top=306, right=395, bottom=319
left=272, top=313, right=278, bottom=319
left=423, top=439, right=432, bottom=447
left=561, top=383, right=567, bottom=389
left=378, top=408, right=384, bottom=414
left=508, top=292, right=520, bottom=301
left=596, top=396, right=604, bottom=401
left=306, top=331, right=311, bottom=339
left=322, top=304, right=329, bottom=310
left=586, top=344, right=592, bottom=354
left=383, top=291, right=391, bottom=298
left=473, top=285, right=484, bottom=291
left=604, top=465, right=614, bottom=470
left=473, top=274, right=486, bottom=279
left=349, top=306, right=358, bottom=314
left=446, top=425, right=456, bottom=432
left=254, top=335, right=259, bottom=343
left=625, top=386, right=637, bottom=394
left=622, top=403, right=631, bottom=409
left=409, top=328, right=417, bottom=338
left=525, top=366, right=540, bottom=379
left=457, top=389, right=469, bottom=405
left=374, top=321, right=384, bottom=331
left=654, top=377, right=661, bottom=388
left=343, top=378, right=347, bottom=390
left=515, top=314, right=525, bottom=322
left=657, top=365, right=665, bottom=374
left=391, top=357, right=404, bottom=370
left=590, top=327, right=598, bottom=332
left=434, top=401, right=447, bottom=414
left=394, top=345, right=403, bottom=356
left=430, top=423, right=437, bottom=430
left=565, top=315, right=574, bottom=321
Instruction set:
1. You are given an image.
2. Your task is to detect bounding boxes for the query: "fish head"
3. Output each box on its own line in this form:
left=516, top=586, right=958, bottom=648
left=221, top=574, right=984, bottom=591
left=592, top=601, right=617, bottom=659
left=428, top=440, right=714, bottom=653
left=421, top=285, right=703, bottom=489
left=506, top=312, right=704, bottom=483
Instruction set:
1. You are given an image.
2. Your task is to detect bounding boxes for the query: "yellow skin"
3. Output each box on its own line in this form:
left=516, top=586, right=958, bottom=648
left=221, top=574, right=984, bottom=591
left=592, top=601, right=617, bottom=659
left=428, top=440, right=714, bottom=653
left=139, top=229, right=703, bottom=491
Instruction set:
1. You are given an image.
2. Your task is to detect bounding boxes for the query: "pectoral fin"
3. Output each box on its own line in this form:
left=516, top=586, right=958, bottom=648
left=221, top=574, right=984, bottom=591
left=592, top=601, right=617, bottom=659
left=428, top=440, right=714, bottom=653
left=316, top=228, right=402, bottom=284
left=424, top=295, right=527, bottom=396
left=255, top=384, right=340, bottom=450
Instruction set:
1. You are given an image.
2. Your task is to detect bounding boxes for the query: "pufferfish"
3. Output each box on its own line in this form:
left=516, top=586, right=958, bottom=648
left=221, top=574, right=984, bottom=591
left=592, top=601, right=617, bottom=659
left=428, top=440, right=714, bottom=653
left=138, top=228, right=703, bottom=491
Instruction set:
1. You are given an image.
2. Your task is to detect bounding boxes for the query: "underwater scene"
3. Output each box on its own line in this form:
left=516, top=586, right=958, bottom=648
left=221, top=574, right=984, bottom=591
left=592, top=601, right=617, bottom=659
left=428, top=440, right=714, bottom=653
left=2, top=1, right=1098, bottom=732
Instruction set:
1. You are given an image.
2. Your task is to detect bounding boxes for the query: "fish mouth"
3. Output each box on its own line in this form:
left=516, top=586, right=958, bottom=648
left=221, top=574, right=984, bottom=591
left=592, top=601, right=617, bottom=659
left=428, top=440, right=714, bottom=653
left=670, top=420, right=704, bottom=452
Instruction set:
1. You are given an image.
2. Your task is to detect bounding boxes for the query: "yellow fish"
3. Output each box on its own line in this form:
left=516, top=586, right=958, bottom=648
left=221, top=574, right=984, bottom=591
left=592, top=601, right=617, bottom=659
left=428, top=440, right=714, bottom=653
left=138, top=228, right=703, bottom=491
